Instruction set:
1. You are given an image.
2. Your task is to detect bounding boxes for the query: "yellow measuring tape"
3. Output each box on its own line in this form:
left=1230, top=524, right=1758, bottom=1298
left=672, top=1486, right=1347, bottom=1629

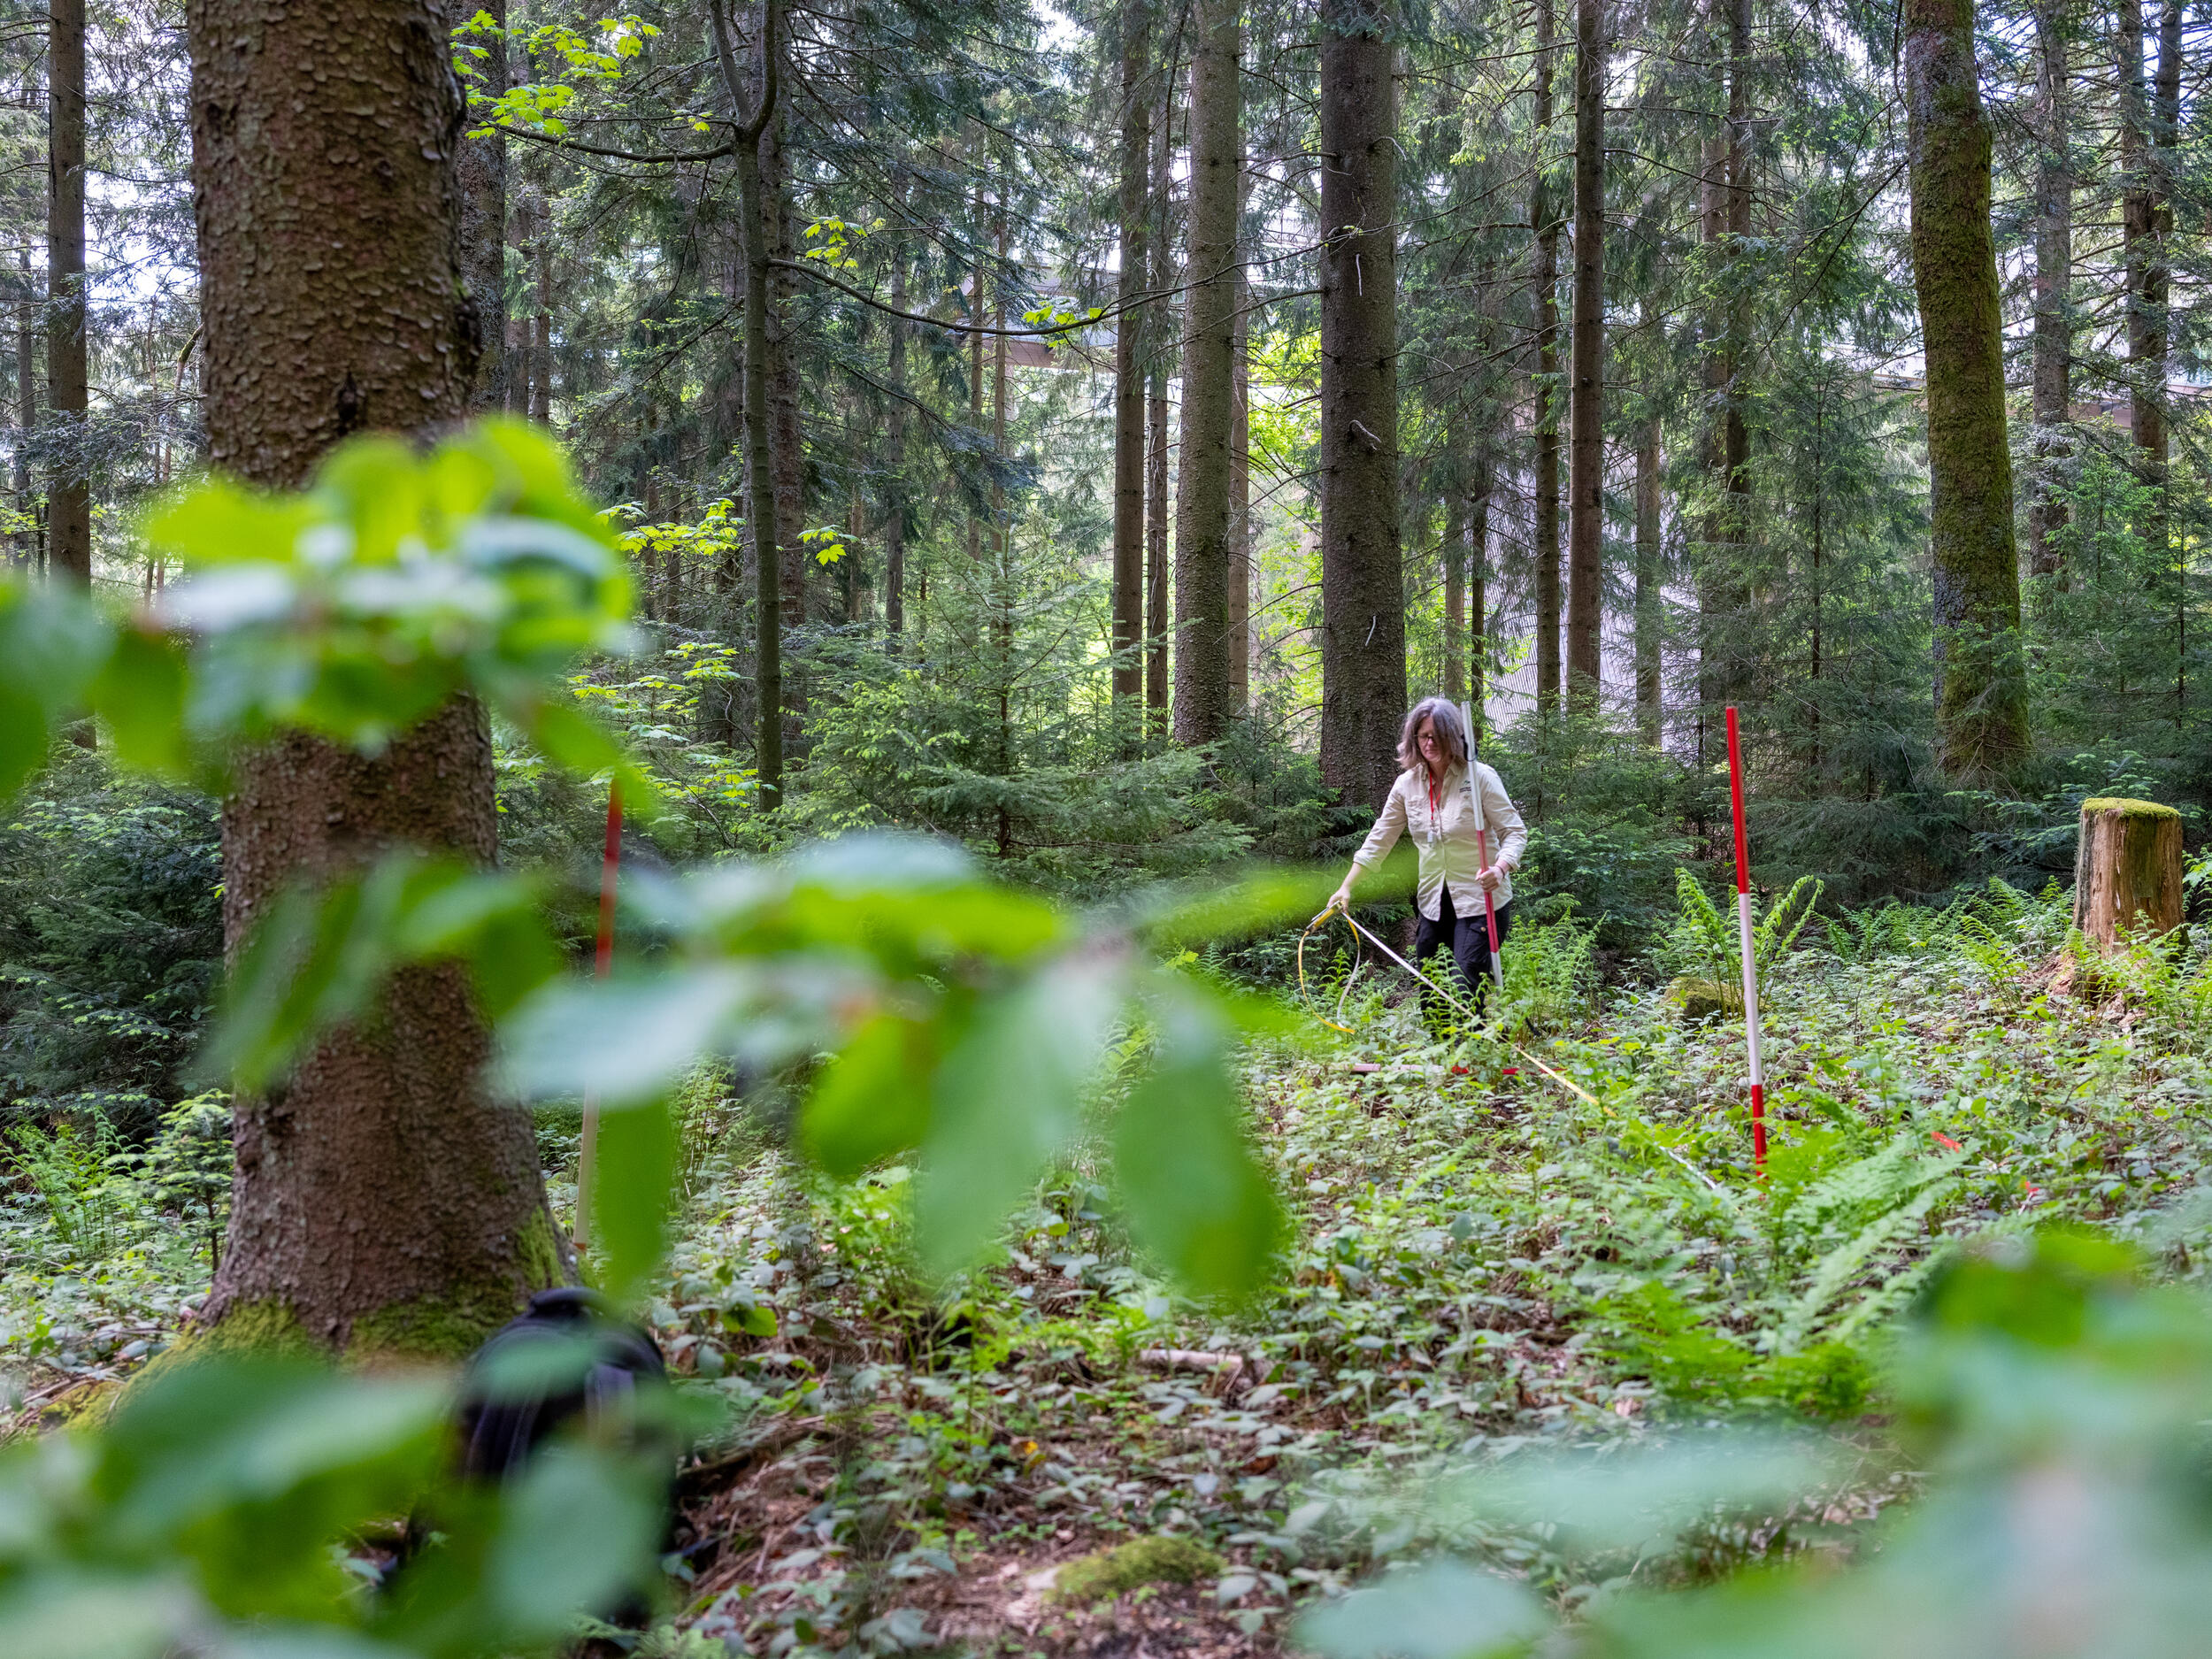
left=1295, top=899, right=1601, bottom=1110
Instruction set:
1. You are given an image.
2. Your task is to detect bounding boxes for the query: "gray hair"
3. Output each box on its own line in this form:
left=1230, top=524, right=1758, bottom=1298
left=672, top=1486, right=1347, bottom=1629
left=1397, top=697, right=1471, bottom=773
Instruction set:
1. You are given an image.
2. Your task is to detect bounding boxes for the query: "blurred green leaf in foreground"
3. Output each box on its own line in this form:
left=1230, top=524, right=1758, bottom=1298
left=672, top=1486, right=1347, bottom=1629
left=1300, top=1228, right=2212, bottom=1659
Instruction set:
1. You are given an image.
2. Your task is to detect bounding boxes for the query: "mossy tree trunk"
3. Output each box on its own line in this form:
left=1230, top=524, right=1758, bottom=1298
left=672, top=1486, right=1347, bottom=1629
left=2073, top=797, right=2182, bottom=949
left=188, top=0, right=570, bottom=1355
left=1904, top=0, right=2028, bottom=776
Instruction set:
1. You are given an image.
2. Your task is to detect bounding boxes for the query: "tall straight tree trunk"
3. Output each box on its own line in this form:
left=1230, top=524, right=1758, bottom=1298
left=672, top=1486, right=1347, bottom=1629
left=46, top=0, right=88, bottom=588
left=1144, top=59, right=1174, bottom=739
left=14, top=252, right=34, bottom=570
left=2026, top=0, right=2071, bottom=578
left=454, top=0, right=506, bottom=411
left=992, top=211, right=1012, bottom=854
left=188, top=0, right=565, bottom=1353
left=1229, top=288, right=1250, bottom=713
left=1317, top=0, right=1405, bottom=811
left=1110, top=0, right=1150, bottom=720
left=1904, top=0, right=2028, bottom=775
left=708, top=0, right=784, bottom=809
left=1532, top=0, right=1562, bottom=713
left=2116, top=0, right=2153, bottom=469
left=1468, top=447, right=1493, bottom=742
left=1172, top=0, right=1239, bottom=746
left=529, top=200, right=551, bottom=422
left=1565, top=0, right=1605, bottom=704
left=1696, top=0, right=1750, bottom=741
left=1635, top=418, right=1661, bottom=741
left=883, top=234, right=908, bottom=643
left=1444, top=488, right=1466, bottom=702
left=2151, top=0, right=2179, bottom=713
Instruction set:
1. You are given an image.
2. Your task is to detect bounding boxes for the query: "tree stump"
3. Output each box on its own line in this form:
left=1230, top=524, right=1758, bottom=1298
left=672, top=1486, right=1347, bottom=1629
left=2072, top=797, right=2183, bottom=949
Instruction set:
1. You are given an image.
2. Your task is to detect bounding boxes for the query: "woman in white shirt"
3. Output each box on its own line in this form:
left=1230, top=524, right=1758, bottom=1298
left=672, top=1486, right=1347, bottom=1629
left=1328, top=696, right=1529, bottom=1024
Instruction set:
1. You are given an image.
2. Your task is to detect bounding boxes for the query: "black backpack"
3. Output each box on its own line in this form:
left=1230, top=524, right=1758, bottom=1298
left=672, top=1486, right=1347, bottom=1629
left=456, top=1286, right=670, bottom=1480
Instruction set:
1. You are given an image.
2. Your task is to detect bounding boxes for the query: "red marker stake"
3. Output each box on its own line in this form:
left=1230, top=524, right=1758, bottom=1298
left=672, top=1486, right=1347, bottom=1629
left=573, top=784, right=623, bottom=1252
left=1725, top=708, right=1765, bottom=1176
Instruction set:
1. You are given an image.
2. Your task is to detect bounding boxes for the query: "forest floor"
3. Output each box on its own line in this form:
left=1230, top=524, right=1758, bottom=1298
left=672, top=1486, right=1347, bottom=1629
left=7, top=882, right=2212, bottom=1656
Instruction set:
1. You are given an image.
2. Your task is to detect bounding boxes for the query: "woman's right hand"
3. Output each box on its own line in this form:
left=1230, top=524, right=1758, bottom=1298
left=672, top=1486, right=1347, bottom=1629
left=1327, top=883, right=1355, bottom=913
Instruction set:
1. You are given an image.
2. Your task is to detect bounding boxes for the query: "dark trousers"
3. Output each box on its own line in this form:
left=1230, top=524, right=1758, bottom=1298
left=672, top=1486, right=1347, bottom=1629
left=1414, top=887, right=1511, bottom=1033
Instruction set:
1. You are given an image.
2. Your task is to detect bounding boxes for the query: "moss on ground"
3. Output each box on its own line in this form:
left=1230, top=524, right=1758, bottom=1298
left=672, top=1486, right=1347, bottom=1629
left=1050, top=1536, right=1224, bottom=1604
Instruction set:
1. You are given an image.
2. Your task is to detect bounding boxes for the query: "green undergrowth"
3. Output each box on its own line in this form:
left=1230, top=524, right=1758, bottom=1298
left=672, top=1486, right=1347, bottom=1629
left=13, top=876, right=2212, bottom=1651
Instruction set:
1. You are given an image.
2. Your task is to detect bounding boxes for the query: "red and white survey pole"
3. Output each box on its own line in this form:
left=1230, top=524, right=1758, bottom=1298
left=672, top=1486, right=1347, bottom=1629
left=573, top=784, right=623, bottom=1252
left=1724, top=708, right=1765, bottom=1176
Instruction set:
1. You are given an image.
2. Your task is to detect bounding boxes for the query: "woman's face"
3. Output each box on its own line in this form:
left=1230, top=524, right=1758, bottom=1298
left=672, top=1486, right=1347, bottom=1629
left=1417, top=716, right=1445, bottom=772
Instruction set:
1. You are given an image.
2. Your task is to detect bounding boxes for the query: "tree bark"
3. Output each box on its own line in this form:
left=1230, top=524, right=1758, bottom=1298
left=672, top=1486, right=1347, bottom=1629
left=187, top=0, right=565, bottom=1355
left=453, top=0, right=506, bottom=411
left=1317, top=0, right=1405, bottom=811
left=1532, top=0, right=1561, bottom=713
left=2072, top=795, right=2182, bottom=949
left=1171, top=0, right=1239, bottom=747
left=2026, top=0, right=2071, bottom=579
left=1565, top=0, right=1605, bottom=705
left=1904, top=0, right=2028, bottom=775
left=46, top=0, right=88, bottom=588
left=1111, top=0, right=1150, bottom=719
left=1635, top=418, right=1661, bottom=741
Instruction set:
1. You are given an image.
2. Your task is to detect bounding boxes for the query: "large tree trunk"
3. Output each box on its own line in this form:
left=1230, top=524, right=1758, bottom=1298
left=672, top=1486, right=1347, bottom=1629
left=1564, top=0, right=1605, bottom=705
left=453, top=0, right=506, bottom=411
left=1531, top=0, right=1561, bottom=714
left=1635, top=418, right=1661, bottom=741
left=1171, top=0, right=1239, bottom=747
left=1110, top=0, right=1150, bottom=720
left=188, top=0, right=565, bottom=1355
left=2026, top=0, right=2071, bottom=579
left=46, top=0, right=88, bottom=588
left=1317, top=0, right=1404, bottom=812
left=1905, top=0, right=2027, bottom=775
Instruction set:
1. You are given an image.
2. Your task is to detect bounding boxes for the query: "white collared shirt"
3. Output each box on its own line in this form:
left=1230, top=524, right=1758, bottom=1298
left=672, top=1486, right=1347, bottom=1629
left=1350, top=761, right=1529, bottom=921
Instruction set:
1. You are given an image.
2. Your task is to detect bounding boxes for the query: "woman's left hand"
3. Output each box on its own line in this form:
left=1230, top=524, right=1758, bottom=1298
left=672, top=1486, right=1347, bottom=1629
left=1475, top=864, right=1504, bottom=893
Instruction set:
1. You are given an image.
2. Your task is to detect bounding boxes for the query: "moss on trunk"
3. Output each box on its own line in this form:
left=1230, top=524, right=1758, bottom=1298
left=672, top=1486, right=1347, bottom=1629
left=1904, top=0, right=2029, bottom=776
